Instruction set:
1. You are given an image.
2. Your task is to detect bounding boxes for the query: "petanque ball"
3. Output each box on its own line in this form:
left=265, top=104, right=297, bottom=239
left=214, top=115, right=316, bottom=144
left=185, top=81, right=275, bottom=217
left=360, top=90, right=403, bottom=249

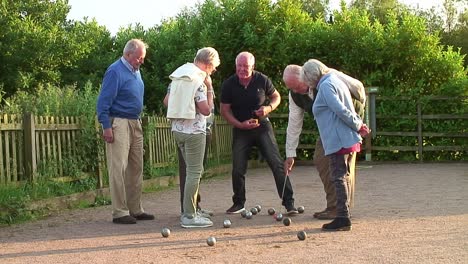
left=241, top=210, right=247, bottom=218
left=250, top=207, right=258, bottom=215
left=297, top=231, right=307, bottom=241
left=207, top=236, right=217, bottom=246
left=245, top=211, right=253, bottom=219
left=255, top=205, right=262, bottom=212
left=283, top=217, right=291, bottom=226
left=297, top=206, right=305, bottom=214
left=268, top=208, right=276, bottom=215
left=223, top=219, right=232, bottom=228
left=161, top=227, right=171, bottom=238
left=275, top=213, right=283, bottom=221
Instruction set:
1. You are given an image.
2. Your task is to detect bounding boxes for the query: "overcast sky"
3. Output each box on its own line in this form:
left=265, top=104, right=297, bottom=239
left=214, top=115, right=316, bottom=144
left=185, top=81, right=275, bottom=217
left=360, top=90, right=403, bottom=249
left=67, top=0, right=443, bottom=35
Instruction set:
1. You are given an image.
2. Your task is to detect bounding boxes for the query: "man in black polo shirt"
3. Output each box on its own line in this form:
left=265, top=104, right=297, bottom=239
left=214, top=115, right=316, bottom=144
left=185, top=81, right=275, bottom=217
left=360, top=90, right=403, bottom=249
left=220, top=51, right=297, bottom=215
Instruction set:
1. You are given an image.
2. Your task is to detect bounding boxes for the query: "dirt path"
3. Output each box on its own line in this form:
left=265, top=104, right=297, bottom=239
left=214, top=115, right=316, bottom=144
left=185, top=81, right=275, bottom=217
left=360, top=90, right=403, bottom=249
left=1, top=163, right=467, bottom=264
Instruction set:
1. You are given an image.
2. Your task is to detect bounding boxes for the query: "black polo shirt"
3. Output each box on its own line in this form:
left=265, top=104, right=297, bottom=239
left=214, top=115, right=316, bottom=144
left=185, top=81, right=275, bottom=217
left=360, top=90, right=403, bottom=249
left=220, top=71, right=275, bottom=122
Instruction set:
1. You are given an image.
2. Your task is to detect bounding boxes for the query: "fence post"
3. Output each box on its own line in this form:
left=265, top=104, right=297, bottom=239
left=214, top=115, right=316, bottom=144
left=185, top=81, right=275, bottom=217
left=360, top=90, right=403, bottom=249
left=23, top=112, right=37, bottom=181
left=417, top=101, right=423, bottom=162
left=211, top=117, right=220, bottom=165
left=141, top=116, right=150, bottom=167
left=365, top=87, right=379, bottom=161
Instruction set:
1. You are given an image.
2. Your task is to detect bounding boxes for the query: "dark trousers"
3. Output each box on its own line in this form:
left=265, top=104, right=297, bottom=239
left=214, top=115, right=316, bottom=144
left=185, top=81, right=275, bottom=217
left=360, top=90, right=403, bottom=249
left=231, top=120, right=294, bottom=206
left=178, top=133, right=212, bottom=213
left=328, top=153, right=352, bottom=218
left=314, top=138, right=357, bottom=209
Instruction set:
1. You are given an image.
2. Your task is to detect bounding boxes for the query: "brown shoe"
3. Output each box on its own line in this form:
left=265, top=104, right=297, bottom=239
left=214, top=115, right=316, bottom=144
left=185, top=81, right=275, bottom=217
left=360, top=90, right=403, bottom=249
left=314, top=207, right=336, bottom=218
left=317, top=208, right=337, bottom=220
left=113, top=215, right=137, bottom=224
left=132, top=212, right=155, bottom=220
left=313, top=208, right=328, bottom=218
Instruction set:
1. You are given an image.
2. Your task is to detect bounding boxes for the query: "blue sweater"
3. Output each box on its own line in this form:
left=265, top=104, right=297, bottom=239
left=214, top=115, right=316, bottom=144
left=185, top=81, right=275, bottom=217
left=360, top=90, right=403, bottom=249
left=96, top=58, right=144, bottom=129
left=312, top=73, right=363, bottom=155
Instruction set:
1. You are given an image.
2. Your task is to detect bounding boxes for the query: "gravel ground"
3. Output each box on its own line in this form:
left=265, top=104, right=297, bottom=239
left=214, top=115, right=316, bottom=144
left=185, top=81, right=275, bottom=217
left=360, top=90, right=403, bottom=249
left=0, top=163, right=467, bottom=264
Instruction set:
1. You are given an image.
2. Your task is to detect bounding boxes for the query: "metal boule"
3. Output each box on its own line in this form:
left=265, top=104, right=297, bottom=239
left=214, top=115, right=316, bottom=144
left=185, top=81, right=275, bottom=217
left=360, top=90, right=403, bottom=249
left=207, top=236, right=217, bottom=246
left=223, top=219, right=232, bottom=228
left=297, top=206, right=305, bottom=214
left=161, top=227, right=171, bottom=238
left=297, top=231, right=307, bottom=240
left=268, top=208, right=275, bottom=215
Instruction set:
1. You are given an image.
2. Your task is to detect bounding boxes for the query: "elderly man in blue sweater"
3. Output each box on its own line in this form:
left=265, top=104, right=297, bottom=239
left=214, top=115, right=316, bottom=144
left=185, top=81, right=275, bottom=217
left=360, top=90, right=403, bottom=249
left=97, top=39, right=154, bottom=224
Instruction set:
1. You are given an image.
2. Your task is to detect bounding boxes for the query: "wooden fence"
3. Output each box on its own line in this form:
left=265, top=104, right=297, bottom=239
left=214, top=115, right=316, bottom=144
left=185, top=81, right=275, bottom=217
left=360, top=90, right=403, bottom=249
left=140, top=116, right=233, bottom=169
left=364, top=95, right=468, bottom=162
left=0, top=113, right=82, bottom=184
left=0, top=95, right=466, bottom=185
left=269, top=95, right=467, bottom=162
left=0, top=114, right=233, bottom=186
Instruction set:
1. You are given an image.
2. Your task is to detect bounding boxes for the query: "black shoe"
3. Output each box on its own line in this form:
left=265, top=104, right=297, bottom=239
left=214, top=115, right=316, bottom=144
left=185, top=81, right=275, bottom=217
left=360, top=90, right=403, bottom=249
left=132, top=212, right=155, bottom=220
left=322, top=217, right=352, bottom=231
left=113, top=215, right=137, bottom=224
left=285, top=204, right=298, bottom=215
left=226, top=204, right=245, bottom=214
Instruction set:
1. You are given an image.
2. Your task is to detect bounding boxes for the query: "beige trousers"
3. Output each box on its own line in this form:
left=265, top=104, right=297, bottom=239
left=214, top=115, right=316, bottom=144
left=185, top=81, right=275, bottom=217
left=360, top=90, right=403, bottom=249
left=106, top=118, right=144, bottom=218
left=313, top=138, right=356, bottom=209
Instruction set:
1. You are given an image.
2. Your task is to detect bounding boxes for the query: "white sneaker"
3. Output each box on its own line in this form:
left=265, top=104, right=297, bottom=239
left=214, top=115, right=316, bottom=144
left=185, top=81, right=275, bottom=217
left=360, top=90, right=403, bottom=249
left=197, top=208, right=213, bottom=219
left=180, top=215, right=213, bottom=228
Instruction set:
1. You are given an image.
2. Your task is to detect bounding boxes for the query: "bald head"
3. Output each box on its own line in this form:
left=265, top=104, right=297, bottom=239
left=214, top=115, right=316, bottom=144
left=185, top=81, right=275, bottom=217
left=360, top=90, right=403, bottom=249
left=235, top=51, right=255, bottom=81
left=283, top=64, right=308, bottom=94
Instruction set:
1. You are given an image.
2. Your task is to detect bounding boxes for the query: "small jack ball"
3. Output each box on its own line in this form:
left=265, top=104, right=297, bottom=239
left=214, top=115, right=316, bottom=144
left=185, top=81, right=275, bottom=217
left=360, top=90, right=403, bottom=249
left=297, top=231, right=307, bottom=240
left=161, top=227, right=171, bottom=238
left=297, top=206, right=305, bottom=214
left=283, top=217, right=291, bottom=226
left=250, top=207, right=258, bottom=215
left=268, top=208, right=276, bottom=215
left=275, top=213, right=283, bottom=221
left=223, top=219, right=232, bottom=228
left=241, top=210, right=247, bottom=218
left=255, top=205, right=262, bottom=212
left=207, top=236, right=217, bottom=246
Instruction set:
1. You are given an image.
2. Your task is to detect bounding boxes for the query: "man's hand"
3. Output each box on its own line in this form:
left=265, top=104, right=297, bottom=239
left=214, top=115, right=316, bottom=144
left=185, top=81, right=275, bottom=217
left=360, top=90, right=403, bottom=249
left=204, top=75, right=213, bottom=89
left=284, top=157, right=295, bottom=176
left=254, top=105, right=272, bottom=118
left=102, top=128, right=114, bottom=143
left=239, top=119, right=260, bottom=130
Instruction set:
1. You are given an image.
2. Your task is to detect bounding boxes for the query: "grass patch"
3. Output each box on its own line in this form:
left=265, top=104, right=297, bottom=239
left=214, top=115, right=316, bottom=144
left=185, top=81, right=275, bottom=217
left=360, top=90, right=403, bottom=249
left=0, top=177, right=98, bottom=226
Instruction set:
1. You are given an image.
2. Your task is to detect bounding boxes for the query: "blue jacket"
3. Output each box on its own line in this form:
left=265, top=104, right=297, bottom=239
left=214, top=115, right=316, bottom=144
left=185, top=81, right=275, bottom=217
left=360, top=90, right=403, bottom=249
left=97, top=58, right=144, bottom=129
left=312, top=73, right=363, bottom=155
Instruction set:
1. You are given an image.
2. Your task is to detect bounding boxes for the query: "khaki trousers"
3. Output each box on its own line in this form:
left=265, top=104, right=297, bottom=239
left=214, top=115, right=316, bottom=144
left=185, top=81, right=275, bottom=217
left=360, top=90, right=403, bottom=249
left=106, top=118, right=144, bottom=218
left=313, top=138, right=356, bottom=209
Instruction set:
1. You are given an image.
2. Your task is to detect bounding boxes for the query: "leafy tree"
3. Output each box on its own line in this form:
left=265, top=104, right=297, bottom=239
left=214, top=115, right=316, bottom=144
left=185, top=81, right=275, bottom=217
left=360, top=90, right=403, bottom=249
left=0, top=0, right=115, bottom=97
left=349, top=0, right=406, bottom=24
left=0, top=0, right=71, bottom=94
left=298, top=0, right=330, bottom=20
left=60, top=18, right=115, bottom=89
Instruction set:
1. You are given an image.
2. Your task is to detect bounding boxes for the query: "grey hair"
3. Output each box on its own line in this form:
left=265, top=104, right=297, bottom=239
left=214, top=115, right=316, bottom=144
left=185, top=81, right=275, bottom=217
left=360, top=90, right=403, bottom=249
left=123, top=39, right=148, bottom=55
left=194, top=47, right=220, bottom=67
left=235, top=51, right=255, bottom=65
left=300, top=59, right=330, bottom=89
left=283, top=64, right=302, bottom=82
